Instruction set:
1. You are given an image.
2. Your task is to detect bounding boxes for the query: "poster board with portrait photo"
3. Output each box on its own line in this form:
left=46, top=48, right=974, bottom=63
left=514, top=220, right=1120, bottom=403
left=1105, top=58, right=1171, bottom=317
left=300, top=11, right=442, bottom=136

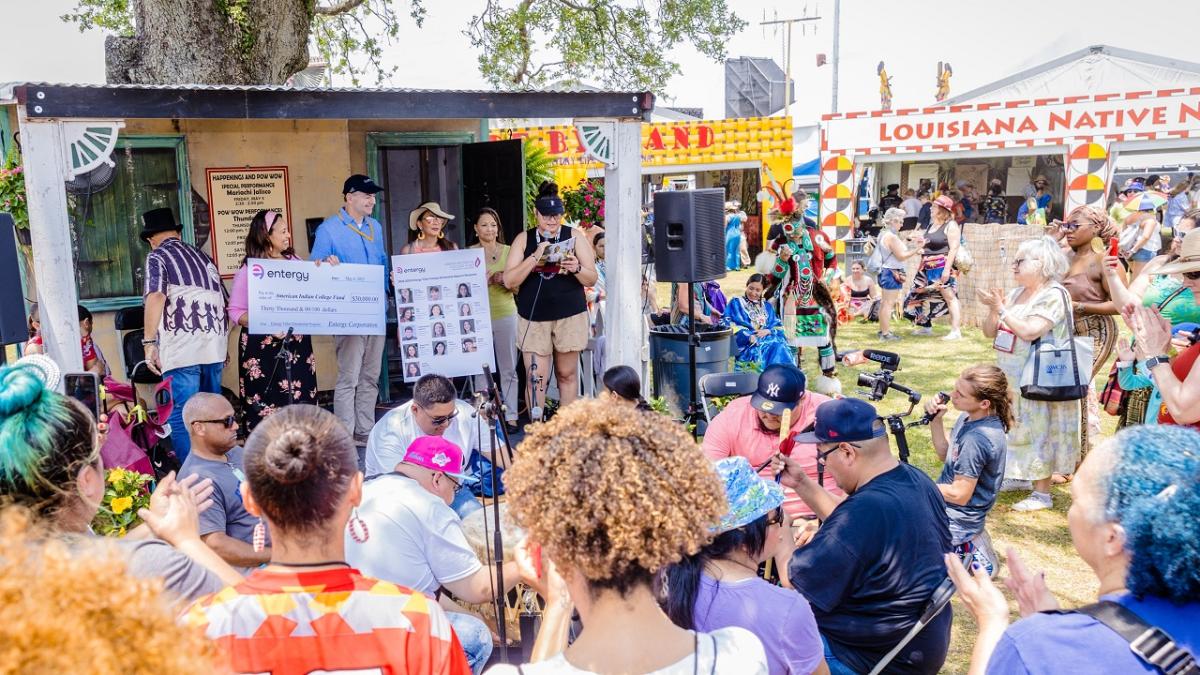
left=392, top=249, right=494, bottom=381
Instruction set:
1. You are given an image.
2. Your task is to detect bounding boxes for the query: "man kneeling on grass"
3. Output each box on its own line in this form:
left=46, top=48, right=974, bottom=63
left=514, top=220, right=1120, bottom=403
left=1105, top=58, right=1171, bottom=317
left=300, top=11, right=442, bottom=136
left=925, top=364, right=1012, bottom=577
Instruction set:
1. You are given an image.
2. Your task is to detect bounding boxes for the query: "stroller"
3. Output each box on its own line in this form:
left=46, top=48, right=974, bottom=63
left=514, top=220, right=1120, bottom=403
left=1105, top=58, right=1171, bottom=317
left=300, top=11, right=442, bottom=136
left=99, top=375, right=181, bottom=480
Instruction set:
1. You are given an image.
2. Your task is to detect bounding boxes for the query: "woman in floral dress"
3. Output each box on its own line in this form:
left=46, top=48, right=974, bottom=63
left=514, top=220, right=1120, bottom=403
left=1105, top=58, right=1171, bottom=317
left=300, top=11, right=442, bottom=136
left=978, top=236, right=1079, bottom=513
left=228, top=209, right=326, bottom=432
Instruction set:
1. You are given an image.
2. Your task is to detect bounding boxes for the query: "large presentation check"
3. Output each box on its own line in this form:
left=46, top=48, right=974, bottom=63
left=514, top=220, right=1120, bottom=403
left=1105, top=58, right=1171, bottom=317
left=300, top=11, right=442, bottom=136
left=247, top=258, right=386, bottom=336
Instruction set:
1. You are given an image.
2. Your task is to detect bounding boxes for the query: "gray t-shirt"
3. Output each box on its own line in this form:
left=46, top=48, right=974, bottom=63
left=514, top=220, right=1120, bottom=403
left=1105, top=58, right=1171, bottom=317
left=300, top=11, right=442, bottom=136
left=937, top=414, right=1007, bottom=544
left=179, top=446, right=266, bottom=546
left=116, top=537, right=225, bottom=602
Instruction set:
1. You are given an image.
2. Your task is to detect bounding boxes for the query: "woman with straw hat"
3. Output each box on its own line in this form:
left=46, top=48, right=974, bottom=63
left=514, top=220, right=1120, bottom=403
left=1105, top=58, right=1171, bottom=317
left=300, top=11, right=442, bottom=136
left=401, top=202, right=458, bottom=255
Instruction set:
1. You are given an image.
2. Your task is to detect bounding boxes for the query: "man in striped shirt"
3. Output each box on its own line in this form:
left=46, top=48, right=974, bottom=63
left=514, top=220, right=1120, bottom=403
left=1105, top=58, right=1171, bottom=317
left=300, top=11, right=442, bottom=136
left=140, top=207, right=229, bottom=460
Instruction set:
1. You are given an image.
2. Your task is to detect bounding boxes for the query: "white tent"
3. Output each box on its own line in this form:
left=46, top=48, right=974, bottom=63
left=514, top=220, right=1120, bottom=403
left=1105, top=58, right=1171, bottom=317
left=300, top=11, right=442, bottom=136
left=943, top=44, right=1200, bottom=106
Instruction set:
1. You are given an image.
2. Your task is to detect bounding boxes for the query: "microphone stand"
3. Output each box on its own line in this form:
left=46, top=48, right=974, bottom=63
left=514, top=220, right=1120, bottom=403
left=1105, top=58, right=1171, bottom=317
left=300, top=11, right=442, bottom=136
left=479, top=364, right=517, bottom=661
left=263, top=327, right=296, bottom=421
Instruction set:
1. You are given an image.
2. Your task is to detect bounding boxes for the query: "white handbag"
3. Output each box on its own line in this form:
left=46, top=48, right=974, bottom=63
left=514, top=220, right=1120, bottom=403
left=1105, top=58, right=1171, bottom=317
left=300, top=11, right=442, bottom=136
left=1018, top=286, right=1092, bottom=401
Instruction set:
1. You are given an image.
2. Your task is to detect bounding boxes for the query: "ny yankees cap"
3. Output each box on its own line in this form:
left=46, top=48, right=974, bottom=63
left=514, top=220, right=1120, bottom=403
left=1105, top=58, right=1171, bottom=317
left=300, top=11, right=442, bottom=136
left=749, top=364, right=806, bottom=414
left=794, top=398, right=886, bottom=444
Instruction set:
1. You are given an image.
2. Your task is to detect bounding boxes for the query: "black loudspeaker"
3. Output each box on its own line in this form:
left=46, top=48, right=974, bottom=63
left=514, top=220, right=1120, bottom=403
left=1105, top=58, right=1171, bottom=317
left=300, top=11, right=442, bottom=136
left=653, top=189, right=727, bottom=282
left=0, top=213, right=29, bottom=345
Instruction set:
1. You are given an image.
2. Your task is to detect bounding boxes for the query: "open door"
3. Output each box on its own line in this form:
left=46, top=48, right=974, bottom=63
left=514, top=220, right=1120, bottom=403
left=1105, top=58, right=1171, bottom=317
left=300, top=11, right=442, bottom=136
left=461, top=139, right=525, bottom=244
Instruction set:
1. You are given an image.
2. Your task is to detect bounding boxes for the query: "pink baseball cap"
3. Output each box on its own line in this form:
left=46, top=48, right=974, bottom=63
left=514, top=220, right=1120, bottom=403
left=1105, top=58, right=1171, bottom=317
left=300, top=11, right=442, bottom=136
left=402, top=436, right=468, bottom=480
left=932, top=195, right=955, bottom=211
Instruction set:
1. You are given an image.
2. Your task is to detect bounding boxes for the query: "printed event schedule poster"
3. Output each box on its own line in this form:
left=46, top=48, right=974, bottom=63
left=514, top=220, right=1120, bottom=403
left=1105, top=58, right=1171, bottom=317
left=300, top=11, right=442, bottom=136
left=392, top=249, right=494, bottom=382
left=206, top=166, right=291, bottom=278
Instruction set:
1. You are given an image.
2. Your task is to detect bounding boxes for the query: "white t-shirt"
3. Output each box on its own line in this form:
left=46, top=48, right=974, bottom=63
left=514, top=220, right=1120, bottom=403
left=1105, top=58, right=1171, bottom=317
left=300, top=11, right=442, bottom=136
left=901, top=197, right=923, bottom=219
left=344, top=474, right=482, bottom=596
left=486, top=627, right=767, bottom=675
left=364, top=398, right=480, bottom=477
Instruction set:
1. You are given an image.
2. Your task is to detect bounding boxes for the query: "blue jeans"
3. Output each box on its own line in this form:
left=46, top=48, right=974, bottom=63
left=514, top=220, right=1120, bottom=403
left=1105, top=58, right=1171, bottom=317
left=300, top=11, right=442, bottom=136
left=452, top=484, right=484, bottom=519
left=446, top=611, right=493, bottom=675
left=821, top=634, right=862, bottom=675
left=164, top=362, right=224, bottom=461
left=1129, top=248, right=1155, bottom=263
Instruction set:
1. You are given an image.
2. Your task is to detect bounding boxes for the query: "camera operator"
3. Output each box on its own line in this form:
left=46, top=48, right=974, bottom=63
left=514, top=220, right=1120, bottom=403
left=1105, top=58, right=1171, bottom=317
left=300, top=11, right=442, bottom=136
left=924, top=365, right=1013, bottom=577
left=773, top=398, right=952, bottom=675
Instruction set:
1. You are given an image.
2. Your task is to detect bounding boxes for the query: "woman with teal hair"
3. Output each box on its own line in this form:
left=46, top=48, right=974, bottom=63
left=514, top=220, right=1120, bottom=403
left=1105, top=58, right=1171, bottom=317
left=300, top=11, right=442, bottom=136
left=949, top=425, right=1200, bottom=674
left=0, top=364, right=241, bottom=601
left=663, top=457, right=827, bottom=675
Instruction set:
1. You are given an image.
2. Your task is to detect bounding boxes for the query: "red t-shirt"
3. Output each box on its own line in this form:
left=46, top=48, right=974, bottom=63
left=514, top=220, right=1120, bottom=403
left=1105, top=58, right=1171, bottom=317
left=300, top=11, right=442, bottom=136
left=183, top=567, right=470, bottom=675
left=702, top=394, right=846, bottom=518
left=1157, top=342, right=1200, bottom=431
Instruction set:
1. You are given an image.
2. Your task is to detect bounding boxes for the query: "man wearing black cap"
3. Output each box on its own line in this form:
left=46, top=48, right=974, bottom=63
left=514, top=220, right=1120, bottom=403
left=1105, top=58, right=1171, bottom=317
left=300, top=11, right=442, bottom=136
left=879, top=184, right=903, bottom=213
left=311, top=174, right=388, bottom=443
left=703, top=364, right=844, bottom=522
left=140, top=207, right=229, bottom=461
left=774, top=397, right=952, bottom=675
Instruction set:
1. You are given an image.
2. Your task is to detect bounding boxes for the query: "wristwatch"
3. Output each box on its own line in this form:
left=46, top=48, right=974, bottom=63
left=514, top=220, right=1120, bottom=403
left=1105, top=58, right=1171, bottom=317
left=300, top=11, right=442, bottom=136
left=1145, top=354, right=1172, bottom=371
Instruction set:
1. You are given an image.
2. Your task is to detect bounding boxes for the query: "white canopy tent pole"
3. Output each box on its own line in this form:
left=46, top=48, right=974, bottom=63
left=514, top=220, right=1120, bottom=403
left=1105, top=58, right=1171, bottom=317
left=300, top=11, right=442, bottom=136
left=17, top=107, right=83, bottom=373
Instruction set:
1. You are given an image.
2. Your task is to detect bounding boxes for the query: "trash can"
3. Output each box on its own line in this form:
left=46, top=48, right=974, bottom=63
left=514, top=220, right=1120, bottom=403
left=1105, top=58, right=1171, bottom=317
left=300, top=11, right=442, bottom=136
left=649, top=324, right=733, bottom=417
left=843, top=237, right=870, bottom=272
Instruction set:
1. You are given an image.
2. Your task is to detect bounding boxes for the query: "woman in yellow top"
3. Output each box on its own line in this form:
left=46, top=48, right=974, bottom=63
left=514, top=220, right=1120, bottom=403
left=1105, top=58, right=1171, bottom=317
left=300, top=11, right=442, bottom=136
left=472, top=208, right=519, bottom=432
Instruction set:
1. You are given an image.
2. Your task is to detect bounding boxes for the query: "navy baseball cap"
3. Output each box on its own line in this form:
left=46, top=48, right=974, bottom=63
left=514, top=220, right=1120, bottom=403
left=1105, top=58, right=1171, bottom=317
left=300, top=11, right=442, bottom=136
left=343, top=174, right=384, bottom=195
left=794, top=398, right=886, bottom=444
left=535, top=194, right=565, bottom=216
left=750, top=364, right=806, bottom=414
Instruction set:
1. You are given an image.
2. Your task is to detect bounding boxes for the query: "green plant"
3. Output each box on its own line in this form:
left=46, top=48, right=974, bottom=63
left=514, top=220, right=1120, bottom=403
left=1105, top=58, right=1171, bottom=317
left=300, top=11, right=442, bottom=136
left=562, top=178, right=605, bottom=229
left=523, top=140, right=555, bottom=227
left=91, top=467, right=153, bottom=537
left=649, top=396, right=672, bottom=416
left=0, top=146, right=27, bottom=230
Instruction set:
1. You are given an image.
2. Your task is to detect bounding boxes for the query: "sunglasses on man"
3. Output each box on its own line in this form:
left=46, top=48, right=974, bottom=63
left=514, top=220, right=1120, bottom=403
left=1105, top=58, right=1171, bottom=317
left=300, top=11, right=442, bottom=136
left=192, top=415, right=237, bottom=429
left=418, top=406, right=459, bottom=426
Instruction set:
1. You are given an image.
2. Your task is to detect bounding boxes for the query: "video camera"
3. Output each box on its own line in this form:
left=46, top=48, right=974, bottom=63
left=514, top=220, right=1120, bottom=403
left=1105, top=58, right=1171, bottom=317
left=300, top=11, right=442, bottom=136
left=855, top=350, right=920, bottom=405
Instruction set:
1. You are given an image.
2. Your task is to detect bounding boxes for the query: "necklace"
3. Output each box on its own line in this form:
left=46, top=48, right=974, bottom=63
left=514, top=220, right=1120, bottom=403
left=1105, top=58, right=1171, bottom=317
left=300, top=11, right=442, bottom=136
left=341, top=211, right=375, bottom=242
left=270, top=560, right=350, bottom=569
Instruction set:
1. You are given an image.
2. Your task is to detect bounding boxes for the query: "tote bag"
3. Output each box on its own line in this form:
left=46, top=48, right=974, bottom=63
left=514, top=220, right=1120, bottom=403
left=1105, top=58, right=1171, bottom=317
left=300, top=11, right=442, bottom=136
left=1019, top=286, right=1092, bottom=401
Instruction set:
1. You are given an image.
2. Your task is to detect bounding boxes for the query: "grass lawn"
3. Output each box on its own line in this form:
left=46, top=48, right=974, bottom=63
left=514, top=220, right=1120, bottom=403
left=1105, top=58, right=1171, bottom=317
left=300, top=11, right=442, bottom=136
left=659, top=269, right=1103, bottom=674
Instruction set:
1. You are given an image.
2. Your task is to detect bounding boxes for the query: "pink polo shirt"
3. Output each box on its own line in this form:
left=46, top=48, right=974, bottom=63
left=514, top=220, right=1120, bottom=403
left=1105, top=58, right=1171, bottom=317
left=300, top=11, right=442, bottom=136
left=702, top=394, right=845, bottom=519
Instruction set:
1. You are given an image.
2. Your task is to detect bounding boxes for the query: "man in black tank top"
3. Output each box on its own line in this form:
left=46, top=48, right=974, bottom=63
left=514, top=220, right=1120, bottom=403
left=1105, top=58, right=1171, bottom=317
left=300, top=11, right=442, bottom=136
left=503, top=185, right=598, bottom=420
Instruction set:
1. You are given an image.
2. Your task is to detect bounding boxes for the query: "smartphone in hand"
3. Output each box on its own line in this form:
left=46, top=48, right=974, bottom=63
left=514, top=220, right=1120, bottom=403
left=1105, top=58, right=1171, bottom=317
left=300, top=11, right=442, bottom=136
left=64, top=372, right=101, bottom=419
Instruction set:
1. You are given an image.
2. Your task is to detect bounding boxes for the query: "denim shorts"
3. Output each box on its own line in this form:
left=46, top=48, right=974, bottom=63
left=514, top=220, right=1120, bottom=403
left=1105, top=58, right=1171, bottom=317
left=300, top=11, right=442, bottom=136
left=878, top=268, right=904, bottom=290
left=1129, top=248, right=1155, bottom=263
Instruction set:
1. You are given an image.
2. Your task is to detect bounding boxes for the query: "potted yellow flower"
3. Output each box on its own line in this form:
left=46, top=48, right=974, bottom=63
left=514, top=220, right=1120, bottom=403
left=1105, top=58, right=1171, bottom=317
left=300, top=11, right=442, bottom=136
left=91, top=467, right=154, bottom=537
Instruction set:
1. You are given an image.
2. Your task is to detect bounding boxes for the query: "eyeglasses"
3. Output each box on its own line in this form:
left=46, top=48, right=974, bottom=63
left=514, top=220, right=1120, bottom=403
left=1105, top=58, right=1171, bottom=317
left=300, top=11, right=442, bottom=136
left=419, top=407, right=459, bottom=426
left=441, top=472, right=461, bottom=490
left=192, top=415, right=236, bottom=428
left=765, top=507, right=785, bottom=527
left=1057, top=221, right=1081, bottom=231
left=1184, top=269, right=1200, bottom=280
left=816, top=442, right=859, bottom=466
left=1012, top=258, right=1027, bottom=269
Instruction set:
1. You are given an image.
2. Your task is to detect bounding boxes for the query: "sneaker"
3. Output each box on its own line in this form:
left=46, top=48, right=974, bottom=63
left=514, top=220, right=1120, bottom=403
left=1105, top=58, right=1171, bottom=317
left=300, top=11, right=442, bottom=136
left=1012, top=492, right=1053, bottom=512
left=941, top=329, right=962, bottom=341
left=882, top=333, right=902, bottom=341
left=913, top=327, right=934, bottom=336
left=1000, top=478, right=1032, bottom=492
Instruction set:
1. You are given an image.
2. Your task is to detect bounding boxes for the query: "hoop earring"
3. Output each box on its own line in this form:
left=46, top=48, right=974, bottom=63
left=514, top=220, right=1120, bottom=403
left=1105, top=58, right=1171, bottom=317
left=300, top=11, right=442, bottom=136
left=348, top=508, right=370, bottom=543
left=418, top=231, right=426, bottom=240
left=438, top=231, right=445, bottom=239
left=252, top=519, right=266, bottom=552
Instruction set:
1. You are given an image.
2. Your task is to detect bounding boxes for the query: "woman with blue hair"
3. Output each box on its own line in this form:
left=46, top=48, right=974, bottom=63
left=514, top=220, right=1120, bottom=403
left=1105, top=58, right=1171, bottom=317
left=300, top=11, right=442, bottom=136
left=948, top=425, right=1200, bottom=674
left=662, top=457, right=827, bottom=674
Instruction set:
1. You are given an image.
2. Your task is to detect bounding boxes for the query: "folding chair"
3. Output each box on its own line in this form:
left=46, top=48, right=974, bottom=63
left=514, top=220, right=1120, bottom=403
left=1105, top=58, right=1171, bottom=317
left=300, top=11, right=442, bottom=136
left=698, top=371, right=759, bottom=423
left=113, top=306, right=161, bottom=385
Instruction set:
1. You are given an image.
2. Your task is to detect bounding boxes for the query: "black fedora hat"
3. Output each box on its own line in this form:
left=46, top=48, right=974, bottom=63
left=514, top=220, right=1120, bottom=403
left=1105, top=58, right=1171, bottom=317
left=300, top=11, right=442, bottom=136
left=139, top=208, right=180, bottom=241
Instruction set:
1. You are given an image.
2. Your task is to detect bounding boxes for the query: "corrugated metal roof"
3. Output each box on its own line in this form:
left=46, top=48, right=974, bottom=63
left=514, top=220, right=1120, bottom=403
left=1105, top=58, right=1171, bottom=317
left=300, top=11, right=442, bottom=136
left=3, top=81, right=637, bottom=96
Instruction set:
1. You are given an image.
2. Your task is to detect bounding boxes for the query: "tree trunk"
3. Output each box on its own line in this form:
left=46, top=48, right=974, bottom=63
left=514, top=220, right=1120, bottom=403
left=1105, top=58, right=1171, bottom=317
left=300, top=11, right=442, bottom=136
left=106, top=0, right=312, bottom=85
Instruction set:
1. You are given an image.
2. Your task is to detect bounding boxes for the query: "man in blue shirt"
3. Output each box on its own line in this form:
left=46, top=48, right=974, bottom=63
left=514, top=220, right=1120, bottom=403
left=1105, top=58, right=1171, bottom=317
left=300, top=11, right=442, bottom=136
left=776, top=398, right=953, bottom=675
left=311, top=174, right=388, bottom=444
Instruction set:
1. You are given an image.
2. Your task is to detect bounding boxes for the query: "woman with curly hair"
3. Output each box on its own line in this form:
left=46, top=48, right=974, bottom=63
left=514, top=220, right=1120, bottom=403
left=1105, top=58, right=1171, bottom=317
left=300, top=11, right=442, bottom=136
left=0, top=364, right=241, bottom=601
left=0, top=509, right=219, bottom=672
left=183, top=404, right=470, bottom=674
left=489, top=400, right=768, bottom=674
left=948, top=425, right=1200, bottom=674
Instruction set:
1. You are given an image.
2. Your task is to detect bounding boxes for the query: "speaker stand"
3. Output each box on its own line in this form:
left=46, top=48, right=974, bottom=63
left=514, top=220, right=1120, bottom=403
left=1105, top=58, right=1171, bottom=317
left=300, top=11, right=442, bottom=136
left=685, top=283, right=701, bottom=440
